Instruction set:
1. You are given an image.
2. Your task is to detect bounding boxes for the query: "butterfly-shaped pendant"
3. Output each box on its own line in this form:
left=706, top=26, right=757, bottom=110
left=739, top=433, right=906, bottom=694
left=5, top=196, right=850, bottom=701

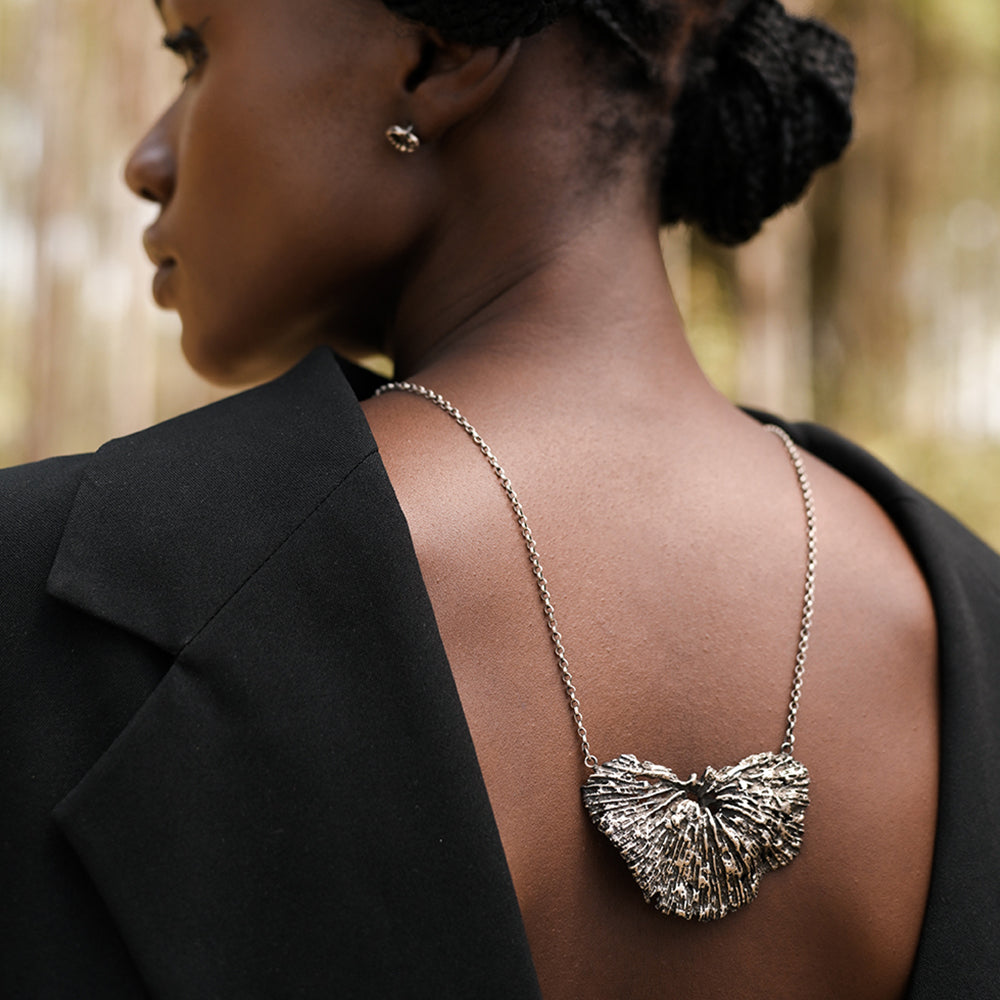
left=582, top=751, right=809, bottom=921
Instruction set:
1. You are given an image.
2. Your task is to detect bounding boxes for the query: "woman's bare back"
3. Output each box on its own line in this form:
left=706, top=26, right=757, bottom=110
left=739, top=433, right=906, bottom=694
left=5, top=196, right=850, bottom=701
left=366, top=387, right=938, bottom=1000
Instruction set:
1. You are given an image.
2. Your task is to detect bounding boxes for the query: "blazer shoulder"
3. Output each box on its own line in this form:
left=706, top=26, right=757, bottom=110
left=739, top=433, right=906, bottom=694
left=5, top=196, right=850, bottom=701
left=42, top=348, right=385, bottom=653
left=0, top=452, right=92, bottom=572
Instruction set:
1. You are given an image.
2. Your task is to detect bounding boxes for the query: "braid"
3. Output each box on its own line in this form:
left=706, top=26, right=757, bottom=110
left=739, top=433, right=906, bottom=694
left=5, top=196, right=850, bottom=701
left=379, top=0, right=856, bottom=246
left=659, top=0, right=855, bottom=243
left=576, top=0, right=658, bottom=80
left=380, top=0, right=576, bottom=45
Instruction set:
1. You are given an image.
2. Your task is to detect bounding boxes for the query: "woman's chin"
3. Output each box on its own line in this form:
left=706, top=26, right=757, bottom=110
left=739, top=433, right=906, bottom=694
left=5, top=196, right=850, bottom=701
left=180, top=326, right=323, bottom=389
left=180, top=332, right=273, bottom=388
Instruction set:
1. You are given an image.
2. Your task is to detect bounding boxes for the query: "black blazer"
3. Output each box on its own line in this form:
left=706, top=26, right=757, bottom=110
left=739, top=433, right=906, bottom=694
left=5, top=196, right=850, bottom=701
left=1, top=349, right=998, bottom=998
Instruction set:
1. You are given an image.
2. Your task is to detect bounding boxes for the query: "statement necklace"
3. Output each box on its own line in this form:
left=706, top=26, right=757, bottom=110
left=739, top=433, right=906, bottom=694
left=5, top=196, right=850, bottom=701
left=375, top=382, right=817, bottom=922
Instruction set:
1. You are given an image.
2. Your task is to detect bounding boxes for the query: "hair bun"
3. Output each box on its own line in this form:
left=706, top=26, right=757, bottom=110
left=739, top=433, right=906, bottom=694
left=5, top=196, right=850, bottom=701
left=660, top=0, right=856, bottom=245
left=382, top=0, right=576, bottom=45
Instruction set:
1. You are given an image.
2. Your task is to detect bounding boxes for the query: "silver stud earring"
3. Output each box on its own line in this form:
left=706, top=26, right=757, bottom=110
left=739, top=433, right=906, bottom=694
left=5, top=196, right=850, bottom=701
left=385, top=124, right=421, bottom=154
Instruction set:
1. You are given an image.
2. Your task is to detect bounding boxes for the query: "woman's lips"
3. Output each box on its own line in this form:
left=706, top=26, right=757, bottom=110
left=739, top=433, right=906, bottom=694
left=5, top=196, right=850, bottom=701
left=151, top=258, right=177, bottom=306
left=143, top=225, right=177, bottom=306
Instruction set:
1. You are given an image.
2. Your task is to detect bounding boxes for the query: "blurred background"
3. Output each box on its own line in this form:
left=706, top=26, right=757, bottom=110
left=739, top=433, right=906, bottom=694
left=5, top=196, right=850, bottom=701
left=1, top=0, right=999, bottom=546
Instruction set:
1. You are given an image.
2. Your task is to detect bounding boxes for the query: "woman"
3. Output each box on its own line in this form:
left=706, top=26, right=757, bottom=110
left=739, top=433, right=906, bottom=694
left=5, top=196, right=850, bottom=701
left=2, top=0, right=998, bottom=997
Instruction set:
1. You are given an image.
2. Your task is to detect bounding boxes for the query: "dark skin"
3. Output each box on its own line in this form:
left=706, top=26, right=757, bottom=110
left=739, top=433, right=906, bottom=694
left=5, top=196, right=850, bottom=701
left=129, top=2, right=940, bottom=997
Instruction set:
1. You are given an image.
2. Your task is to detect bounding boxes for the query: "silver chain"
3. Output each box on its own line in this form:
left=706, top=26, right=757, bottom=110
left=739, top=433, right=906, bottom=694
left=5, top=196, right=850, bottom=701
left=764, top=425, right=818, bottom=755
left=375, top=382, right=817, bottom=765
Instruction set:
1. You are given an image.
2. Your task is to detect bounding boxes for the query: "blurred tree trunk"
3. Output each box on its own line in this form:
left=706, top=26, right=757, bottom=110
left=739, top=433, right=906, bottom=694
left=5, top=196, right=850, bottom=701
left=26, top=0, right=73, bottom=461
left=13, top=0, right=213, bottom=460
left=809, top=0, right=919, bottom=431
left=105, top=0, right=160, bottom=439
left=727, top=0, right=918, bottom=424
left=735, top=206, right=814, bottom=418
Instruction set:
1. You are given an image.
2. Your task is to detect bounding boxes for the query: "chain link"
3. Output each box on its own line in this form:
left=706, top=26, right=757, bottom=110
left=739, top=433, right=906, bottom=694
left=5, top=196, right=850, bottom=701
left=376, top=381, right=599, bottom=767
left=376, top=382, right=816, bottom=765
left=763, top=425, right=818, bottom=755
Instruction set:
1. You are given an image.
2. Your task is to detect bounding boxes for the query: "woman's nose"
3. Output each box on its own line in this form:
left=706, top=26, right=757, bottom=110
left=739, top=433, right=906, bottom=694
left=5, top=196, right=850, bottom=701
left=124, top=110, right=177, bottom=205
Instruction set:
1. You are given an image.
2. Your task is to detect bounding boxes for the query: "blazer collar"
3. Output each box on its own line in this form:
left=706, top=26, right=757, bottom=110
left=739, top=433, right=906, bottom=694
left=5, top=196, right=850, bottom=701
left=46, top=348, right=379, bottom=654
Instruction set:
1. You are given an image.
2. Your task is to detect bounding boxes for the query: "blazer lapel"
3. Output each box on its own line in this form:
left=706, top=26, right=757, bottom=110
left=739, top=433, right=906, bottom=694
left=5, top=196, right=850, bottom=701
left=49, top=349, right=541, bottom=999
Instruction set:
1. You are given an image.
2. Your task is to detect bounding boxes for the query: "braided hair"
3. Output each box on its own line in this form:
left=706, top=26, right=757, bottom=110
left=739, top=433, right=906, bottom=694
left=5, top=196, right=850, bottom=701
left=380, top=0, right=856, bottom=245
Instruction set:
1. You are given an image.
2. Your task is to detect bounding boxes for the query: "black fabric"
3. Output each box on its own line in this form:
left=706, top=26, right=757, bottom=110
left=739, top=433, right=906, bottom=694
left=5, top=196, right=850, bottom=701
left=1, top=348, right=997, bottom=997
left=0, top=454, right=166, bottom=998
left=1, top=350, right=539, bottom=999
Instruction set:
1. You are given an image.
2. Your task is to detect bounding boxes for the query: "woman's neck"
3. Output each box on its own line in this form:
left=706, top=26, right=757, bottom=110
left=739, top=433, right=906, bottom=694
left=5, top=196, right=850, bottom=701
left=385, top=200, right=712, bottom=412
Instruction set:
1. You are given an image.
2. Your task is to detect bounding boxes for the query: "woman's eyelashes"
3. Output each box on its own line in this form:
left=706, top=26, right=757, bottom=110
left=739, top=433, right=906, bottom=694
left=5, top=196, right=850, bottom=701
left=162, top=23, right=209, bottom=82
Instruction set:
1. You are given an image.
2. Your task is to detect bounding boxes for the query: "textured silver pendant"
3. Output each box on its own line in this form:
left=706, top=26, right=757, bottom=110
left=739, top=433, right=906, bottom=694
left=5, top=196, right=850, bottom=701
left=582, top=751, right=809, bottom=921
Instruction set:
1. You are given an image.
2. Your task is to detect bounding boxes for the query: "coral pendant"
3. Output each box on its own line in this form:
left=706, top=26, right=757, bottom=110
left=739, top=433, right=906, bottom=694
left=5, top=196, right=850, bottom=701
left=582, top=751, right=809, bottom=921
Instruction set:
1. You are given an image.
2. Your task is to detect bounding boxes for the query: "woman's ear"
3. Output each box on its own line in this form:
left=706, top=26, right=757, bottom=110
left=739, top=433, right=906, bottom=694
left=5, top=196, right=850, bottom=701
left=400, top=31, right=521, bottom=143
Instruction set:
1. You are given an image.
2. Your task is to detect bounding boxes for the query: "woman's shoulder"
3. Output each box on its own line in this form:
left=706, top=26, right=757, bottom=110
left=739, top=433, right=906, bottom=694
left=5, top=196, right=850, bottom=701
left=1, top=349, right=398, bottom=645
left=0, top=349, right=391, bottom=636
left=1, top=349, right=380, bottom=549
left=758, top=412, right=1000, bottom=573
